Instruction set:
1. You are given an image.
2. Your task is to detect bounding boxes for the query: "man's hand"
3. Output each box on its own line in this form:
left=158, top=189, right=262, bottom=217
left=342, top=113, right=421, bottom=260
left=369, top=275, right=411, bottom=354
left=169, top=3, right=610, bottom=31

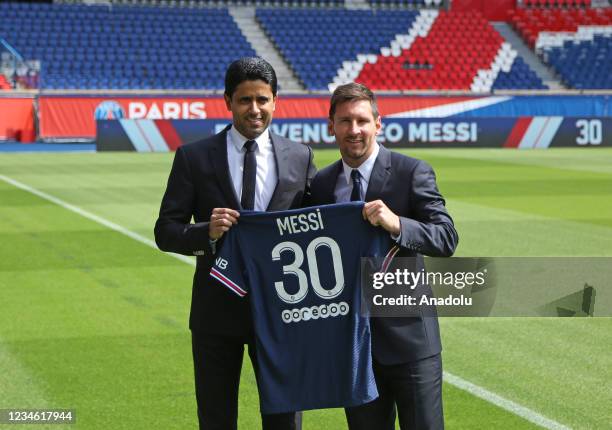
left=209, top=208, right=240, bottom=240
left=363, top=200, right=400, bottom=236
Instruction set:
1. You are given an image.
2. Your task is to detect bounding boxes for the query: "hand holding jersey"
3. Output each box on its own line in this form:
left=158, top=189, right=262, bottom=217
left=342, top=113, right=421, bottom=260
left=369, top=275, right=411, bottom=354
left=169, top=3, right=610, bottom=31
left=210, top=203, right=398, bottom=414
left=309, top=83, right=458, bottom=430
left=362, top=200, right=401, bottom=236
left=208, top=208, right=240, bottom=240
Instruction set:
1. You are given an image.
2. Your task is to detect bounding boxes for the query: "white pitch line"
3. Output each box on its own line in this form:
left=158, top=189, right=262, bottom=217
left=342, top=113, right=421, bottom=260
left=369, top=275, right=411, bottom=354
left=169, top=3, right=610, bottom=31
left=1, top=174, right=571, bottom=429
left=444, top=372, right=571, bottom=430
left=0, top=174, right=195, bottom=266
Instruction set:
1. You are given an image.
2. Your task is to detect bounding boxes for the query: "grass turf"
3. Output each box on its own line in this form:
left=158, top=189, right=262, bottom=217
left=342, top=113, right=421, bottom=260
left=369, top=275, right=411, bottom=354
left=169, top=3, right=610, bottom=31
left=1, top=148, right=611, bottom=429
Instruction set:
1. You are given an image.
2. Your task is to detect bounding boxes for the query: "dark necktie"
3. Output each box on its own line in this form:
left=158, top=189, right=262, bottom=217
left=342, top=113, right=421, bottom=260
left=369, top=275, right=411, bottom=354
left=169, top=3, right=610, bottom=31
left=241, top=139, right=257, bottom=210
left=350, top=169, right=362, bottom=202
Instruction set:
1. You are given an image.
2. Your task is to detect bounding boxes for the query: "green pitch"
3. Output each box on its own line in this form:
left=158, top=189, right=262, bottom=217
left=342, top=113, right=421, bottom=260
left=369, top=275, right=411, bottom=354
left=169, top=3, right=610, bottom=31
left=1, top=148, right=611, bottom=429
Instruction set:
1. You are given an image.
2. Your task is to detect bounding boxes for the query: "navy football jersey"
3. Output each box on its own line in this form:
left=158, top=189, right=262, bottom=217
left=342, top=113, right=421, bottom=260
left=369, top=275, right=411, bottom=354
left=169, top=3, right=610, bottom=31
left=210, top=202, right=395, bottom=414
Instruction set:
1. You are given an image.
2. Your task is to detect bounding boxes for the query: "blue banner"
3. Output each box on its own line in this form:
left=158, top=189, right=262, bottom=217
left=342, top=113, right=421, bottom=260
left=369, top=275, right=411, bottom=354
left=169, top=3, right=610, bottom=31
left=96, top=117, right=612, bottom=151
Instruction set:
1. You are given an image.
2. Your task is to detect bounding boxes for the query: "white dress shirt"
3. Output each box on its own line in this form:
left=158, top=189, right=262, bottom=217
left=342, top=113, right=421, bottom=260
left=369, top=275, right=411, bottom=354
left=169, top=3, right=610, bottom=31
left=227, top=126, right=278, bottom=211
left=333, top=144, right=401, bottom=241
left=334, top=143, right=380, bottom=203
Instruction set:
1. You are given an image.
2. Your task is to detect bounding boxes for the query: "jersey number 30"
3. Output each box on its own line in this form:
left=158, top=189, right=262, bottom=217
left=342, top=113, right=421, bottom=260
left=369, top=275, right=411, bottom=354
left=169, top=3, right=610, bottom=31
left=271, top=237, right=345, bottom=304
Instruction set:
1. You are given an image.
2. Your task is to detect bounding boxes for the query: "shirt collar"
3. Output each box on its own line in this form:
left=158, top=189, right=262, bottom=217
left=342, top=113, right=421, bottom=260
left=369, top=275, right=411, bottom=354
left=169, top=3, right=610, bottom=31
left=229, top=126, right=270, bottom=152
left=341, top=143, right=380, bottom=185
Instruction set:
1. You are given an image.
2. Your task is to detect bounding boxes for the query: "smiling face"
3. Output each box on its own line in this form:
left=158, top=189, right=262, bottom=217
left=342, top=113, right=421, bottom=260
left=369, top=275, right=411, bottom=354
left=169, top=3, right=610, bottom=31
left=224, top=79, right=276, bottom=140
left=329, top=99, right=381, bottom=168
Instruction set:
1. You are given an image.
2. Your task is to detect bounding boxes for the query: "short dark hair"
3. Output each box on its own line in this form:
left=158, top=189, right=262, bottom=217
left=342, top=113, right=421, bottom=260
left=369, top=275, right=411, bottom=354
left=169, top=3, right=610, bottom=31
left=224, top=57, right=278, bottom=98
left=329, top=83, right=380, bottom=119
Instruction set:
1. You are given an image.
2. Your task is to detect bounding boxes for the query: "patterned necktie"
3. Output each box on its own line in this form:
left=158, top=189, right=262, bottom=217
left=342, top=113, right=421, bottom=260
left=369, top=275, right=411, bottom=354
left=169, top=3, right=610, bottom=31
left=350, top=169, right=362, bottom=202
left=241, top=140, right=257, bottom=210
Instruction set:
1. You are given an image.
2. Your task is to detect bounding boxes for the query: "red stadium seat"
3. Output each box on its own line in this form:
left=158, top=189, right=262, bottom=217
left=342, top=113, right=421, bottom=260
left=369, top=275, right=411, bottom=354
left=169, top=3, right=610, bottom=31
left=509, top=6, right=611, bottom=47
left=356, top=10, right=505, bottom=90
left=520, top=0, right=592, bottom=8
left=0, top=74, right=11, bottom=90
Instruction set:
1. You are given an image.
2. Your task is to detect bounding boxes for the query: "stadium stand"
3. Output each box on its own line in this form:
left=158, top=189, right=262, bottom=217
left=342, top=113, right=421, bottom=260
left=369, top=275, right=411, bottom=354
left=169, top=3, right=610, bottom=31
left=369, top=0, right=443, bottom=8
left=259, top=8, right=545, bottom=91
left=0, top=74, right=11, bottom=90
left=331, top=10, right=546, bottom=91
left=361, top=10, right=502, bottom=90
left=256, top=9, right=419, bottom=91
left=491, top=56, right=547, bottom=90
left=510, top=7, right=611, bottom=47
left=523, top=0, right=592, bottom=8
left=510, top=6, right=612, bottom=89
left=543, top=33, right=612, bottom=89
left=109, top=0, right=345, bottom=6
left=0, top=2, right=256, bottom=89
left=3, top=1, right=607, bottom=91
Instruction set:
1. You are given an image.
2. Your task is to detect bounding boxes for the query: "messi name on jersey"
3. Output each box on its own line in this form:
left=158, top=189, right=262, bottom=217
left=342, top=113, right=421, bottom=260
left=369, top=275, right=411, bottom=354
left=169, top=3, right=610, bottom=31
left=210, top=202, right=394, bottom=414
left=276, top=208, right=324, bottom=236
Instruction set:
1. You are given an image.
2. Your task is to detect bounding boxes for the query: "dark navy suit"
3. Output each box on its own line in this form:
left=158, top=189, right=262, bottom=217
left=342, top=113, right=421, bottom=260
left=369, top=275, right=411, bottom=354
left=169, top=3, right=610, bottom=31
left=155, top=126, right=315, bottom=430
left=309, top=145, right=458, bottom=430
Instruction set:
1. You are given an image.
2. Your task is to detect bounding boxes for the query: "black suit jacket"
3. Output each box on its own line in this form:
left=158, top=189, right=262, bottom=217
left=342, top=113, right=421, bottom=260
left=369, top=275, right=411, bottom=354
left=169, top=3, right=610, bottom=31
left=154, top=126, right=316, bottom=336
left=309, top=145, right=458, bottom=364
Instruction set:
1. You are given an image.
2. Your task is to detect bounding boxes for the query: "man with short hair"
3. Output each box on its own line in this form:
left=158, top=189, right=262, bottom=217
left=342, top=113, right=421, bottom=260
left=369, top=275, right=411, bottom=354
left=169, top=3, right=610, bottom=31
left=309, top=82, right=458, bottom=430
left=155, top=57, right=315, bottom=430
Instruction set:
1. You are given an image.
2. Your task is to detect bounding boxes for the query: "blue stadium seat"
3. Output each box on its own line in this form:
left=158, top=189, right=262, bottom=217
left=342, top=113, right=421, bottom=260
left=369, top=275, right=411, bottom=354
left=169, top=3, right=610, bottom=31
left=256, top=8, right=418, bottom=90
left=0, top=2, right=256, bottom=89
left=492, top=57, right=548, bottom=90
left=543, top=36, right=612, bottom=89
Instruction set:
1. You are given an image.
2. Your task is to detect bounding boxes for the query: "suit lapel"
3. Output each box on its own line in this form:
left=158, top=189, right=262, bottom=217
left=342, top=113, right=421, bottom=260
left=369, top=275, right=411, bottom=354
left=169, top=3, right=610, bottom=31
left=325, top=160, right=344, bottom=203
left=211, top=126, right=241, bottom=209
left=365, top=145, right=392, bottom=201
left=266, top=132, right=290, bottom=210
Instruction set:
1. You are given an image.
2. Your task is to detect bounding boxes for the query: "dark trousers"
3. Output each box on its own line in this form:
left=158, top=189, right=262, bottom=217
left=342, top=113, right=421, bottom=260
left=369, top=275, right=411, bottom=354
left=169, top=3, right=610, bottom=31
left=345, top=354, right=444, bottom=430
left=191, top=331, right=300, bottom=430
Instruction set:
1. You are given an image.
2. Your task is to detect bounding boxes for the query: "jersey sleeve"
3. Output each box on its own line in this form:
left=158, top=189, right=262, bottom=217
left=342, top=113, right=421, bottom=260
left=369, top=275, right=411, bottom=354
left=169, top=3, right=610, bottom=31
left=209, top=229, right=248, bottom=298
left=365, top=223, right=400, bottom=274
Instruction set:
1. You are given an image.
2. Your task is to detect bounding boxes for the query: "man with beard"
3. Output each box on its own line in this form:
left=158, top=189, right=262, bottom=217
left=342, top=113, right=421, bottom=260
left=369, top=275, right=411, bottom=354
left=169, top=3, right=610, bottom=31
left=309, top=83, right=458, bottom=430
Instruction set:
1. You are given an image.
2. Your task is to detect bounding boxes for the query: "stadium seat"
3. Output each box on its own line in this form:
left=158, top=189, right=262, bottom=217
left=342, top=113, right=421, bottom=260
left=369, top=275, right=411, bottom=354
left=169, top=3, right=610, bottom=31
left=523, top=0, right=591, bottom=8
left=368, top=0, right=439, bottom=9
left=510, top=6, right=612, bottom=89
left=257, top=8, right=547, bottom=91
left=0, top=74, right=11, bottom=90
left=543, top=33, right=612, bottom=89
left=355, top=10, right=543, bottom=91
left=491, top=57, right=547, bottom=90
left=0, top=3, right=256, bottom=90
left=257, top=9, right=418, bottom=90
left=510, top=7, right=611, bottom=47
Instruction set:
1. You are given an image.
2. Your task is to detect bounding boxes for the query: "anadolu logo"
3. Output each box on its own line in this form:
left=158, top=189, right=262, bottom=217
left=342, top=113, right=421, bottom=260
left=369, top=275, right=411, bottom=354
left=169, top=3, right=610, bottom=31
left=94, top=101, right=126, bottom=120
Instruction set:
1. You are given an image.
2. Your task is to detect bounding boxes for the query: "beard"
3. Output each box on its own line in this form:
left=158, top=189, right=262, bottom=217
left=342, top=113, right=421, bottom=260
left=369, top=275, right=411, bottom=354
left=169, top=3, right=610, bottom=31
left=343, top=138, right=369, bottom=159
